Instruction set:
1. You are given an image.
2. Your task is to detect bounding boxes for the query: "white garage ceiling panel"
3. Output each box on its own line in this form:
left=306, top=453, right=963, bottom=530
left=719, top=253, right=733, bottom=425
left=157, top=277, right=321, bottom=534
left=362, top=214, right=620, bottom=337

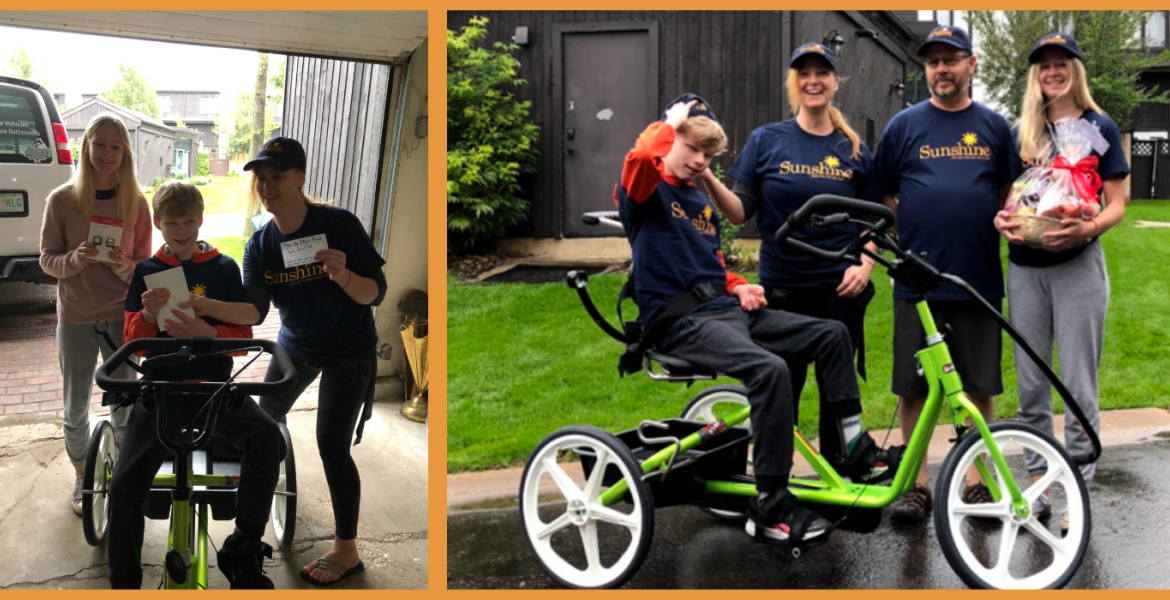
left=0, top=10, right=427, bottom=63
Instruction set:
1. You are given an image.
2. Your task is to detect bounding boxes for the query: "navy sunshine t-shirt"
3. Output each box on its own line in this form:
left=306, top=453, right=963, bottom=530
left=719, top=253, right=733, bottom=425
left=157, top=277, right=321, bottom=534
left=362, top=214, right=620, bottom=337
left=874, top=100, right=1015, bottom=301
left=1008, top=111, right=1130, bottom=268
left=243, top=204, right=386, bottom=362
left=729, top=119, right=880, bottom=290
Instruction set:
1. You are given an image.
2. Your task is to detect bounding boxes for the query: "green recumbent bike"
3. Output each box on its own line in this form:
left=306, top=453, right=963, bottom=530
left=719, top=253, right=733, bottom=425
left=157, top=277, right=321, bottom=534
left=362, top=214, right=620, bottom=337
left=519, top=194, right=1101, bottom=590
left=82, top=336, right=299, bottom=589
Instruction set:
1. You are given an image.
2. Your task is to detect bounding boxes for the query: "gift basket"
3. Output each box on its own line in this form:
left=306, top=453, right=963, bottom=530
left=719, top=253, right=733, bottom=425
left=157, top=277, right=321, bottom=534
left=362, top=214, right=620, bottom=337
left=1004, top=118, right=1105, bottom=250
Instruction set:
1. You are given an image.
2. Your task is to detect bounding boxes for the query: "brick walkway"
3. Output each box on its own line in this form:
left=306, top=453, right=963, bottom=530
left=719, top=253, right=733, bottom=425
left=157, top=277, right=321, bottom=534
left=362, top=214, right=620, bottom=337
left=0, top=281, right=319, bottom=425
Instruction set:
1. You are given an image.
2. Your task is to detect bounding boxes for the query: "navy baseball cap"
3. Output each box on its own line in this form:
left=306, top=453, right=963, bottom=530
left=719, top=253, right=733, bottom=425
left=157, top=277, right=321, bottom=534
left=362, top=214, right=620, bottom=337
left=790, top=42, right=837, bottom=71
left=918, top=25, right=974, bottom=57
left=1029, top=32, right=1084, bottom=64
left=243, top=137, right=307, bottom=172
left=660, top=93, right=718, bottom=123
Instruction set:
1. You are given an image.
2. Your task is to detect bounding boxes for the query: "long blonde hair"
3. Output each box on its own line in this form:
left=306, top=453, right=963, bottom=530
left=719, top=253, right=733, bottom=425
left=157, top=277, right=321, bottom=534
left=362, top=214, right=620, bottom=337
left=1018, top=55, right=1104, bottom=161
left=70, top=114, right=140, bottom=224
left=785, top=69, right=861, bottom=160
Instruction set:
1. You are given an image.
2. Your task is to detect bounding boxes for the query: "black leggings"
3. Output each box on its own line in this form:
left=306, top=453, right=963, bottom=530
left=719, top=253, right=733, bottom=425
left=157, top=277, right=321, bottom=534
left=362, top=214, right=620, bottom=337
left=259, top=352, right=375, bottom=540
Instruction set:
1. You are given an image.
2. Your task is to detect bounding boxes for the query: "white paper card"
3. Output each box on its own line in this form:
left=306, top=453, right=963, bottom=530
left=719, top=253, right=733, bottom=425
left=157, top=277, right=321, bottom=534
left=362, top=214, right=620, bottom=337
left=88, top=215, right=124, bottom=263
left=280, top=234, right=328, bottom=268
left=144, top=267, right=196, bottom=333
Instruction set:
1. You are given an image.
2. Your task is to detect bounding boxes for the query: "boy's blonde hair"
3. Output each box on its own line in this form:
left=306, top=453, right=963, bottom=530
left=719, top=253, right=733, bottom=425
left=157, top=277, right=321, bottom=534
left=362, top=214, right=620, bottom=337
left=152, top=180, right=205, bottom=220
left=677, top=116, right=728, bottom=155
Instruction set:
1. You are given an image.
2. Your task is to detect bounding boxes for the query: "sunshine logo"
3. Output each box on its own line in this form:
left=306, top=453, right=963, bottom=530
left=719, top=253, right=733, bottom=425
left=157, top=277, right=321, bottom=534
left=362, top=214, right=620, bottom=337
left=266, top=142, right=283, bottom=153
left=962, top=132, right=978, bottom=146
left=932, top=28, right=953, bottom=37
left=191, top=284, right=207, bottom=296
left=703, top=206, right=712, bottom=219
left=807, top=44, right=826, bottom=54
left=824, top=156, right=841, bottom=168
left=1044, top=35, right=1066, bottom=44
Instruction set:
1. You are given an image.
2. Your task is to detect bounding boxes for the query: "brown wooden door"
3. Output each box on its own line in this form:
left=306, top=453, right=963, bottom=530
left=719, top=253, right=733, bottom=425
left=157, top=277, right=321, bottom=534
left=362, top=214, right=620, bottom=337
left=556, top=23, right=658, bottom=237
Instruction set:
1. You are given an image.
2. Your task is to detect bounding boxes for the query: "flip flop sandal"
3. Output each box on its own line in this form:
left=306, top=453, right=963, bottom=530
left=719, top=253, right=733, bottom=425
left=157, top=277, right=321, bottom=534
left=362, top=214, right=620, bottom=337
left=300, top=557, right=366, bottom=586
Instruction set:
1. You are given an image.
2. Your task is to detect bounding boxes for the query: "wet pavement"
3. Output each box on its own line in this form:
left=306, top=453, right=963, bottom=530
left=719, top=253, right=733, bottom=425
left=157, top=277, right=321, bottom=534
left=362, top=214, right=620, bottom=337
left=448, top=439, right=1170, bottom=589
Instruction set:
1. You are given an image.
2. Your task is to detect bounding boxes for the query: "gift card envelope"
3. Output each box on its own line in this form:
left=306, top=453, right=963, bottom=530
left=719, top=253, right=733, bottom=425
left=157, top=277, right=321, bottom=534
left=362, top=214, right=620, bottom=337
left=281, top=234, right=328, bottom=268
left=144, top=266, right=196, bottom=333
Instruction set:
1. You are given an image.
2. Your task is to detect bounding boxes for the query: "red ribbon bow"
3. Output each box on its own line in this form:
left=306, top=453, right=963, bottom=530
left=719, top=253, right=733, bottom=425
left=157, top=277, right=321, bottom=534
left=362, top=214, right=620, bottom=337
left=1052, top=156, right=1102, bottom=203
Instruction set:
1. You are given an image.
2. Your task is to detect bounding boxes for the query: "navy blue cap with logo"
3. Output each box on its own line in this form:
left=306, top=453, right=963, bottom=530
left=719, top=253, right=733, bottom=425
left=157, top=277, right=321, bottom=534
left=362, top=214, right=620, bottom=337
left=917, top=25, right=974, bottom=57
left=243, top=136, right=308, bottom=172
left=1029, top=32, right=1084, bottom=64
left=790, top=42, right=837, bottom=71
left=660, top=93, right=718, bottom=124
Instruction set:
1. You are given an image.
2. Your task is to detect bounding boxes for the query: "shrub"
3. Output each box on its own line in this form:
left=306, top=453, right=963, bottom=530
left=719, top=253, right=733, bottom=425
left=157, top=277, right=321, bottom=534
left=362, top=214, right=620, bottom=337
left=152, top=177, right=163, bottom=187
left=447, top=16, right=540, bottom=253
left=190, top=176, right=211, bottom=186
left=175, top=173, right=186, bottom=180
left=197, top=152, right=210, bottom=177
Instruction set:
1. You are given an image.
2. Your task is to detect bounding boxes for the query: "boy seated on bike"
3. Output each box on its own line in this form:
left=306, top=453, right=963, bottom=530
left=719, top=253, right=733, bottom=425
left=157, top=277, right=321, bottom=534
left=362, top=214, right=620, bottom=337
left=616, top=94, right=884, bottom=544
left=107, top=180, right=283, bottom=589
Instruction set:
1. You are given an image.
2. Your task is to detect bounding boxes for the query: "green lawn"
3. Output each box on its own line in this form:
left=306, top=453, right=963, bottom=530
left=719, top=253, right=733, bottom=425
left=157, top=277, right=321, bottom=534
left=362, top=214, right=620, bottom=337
left=143, top=177, right=250, bottom=215
left=205, top=235, right=248, bottom=266
left=447, top=201, right=1170, bottom=473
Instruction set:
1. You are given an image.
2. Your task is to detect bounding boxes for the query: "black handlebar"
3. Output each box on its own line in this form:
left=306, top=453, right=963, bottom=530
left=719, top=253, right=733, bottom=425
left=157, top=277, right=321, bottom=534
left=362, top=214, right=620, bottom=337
left=773, top=194, right=897, bottom=263
left=95, top=337, right=297, bottom=396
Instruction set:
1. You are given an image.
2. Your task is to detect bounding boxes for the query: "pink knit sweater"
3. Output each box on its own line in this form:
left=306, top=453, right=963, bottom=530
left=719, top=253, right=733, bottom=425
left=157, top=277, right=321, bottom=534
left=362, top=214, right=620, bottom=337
left=39, top=184, right=153, bottom=325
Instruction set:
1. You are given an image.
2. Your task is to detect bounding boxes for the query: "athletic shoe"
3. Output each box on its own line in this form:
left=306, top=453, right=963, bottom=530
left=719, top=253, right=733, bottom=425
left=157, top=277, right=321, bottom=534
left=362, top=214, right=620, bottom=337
left=1032, top=492, right=1052, bottom=520
left=890, top=482, right=932, bottom=524
left=71, top=475, right=84, bottom=515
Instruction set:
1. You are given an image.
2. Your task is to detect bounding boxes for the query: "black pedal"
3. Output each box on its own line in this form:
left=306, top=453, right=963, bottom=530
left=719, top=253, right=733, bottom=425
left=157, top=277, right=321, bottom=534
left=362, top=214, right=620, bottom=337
left=165, top=549, right=188, bottom=583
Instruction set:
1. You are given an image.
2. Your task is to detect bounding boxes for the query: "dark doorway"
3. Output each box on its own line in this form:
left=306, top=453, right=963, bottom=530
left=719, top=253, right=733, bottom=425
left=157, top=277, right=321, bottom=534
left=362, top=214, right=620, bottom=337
left=555, top=22, right=658, bottom=237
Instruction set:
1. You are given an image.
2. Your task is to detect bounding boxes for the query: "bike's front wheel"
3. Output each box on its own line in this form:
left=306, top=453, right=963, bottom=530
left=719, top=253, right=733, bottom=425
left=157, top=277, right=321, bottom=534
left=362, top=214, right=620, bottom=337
left=934, top=421, right=1090, bottom=589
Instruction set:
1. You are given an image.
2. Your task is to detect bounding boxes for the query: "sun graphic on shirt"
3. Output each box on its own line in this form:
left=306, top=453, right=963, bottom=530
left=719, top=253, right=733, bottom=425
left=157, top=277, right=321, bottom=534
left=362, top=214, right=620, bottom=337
left=962, top=132, right=979, bottom=146
left=824, top=156, right=841, bottom=168
left=703, top=206, right=712, bottom=219
left=191, top=284, right=207, bottom=296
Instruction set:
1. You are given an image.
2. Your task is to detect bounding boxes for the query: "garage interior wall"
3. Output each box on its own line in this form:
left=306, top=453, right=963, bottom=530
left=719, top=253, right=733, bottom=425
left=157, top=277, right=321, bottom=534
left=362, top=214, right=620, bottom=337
left=373, top=38, right=428, bottom=379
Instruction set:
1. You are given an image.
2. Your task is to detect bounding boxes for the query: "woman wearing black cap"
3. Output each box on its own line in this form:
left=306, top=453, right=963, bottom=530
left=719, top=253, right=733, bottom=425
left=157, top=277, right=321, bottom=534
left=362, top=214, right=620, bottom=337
left=707, top=42, right=881, bottom=473
left=239, top=137, right=387, bottom=584
left=993, top=33, right=1128, bottom=532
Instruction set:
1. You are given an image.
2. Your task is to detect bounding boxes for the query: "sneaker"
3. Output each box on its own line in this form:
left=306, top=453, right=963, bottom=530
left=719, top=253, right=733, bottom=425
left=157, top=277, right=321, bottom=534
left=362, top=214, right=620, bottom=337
left=890, top=482, right=932, bottom=524
left=216, top=533, right=274, bottom=589
left=1032, top=492, right=1052, bottom=520
left=71, top=476, right=84, bottom=515
left=745, top=493, right=831, bottom=543
left=962, top=482, right=995, bottom=505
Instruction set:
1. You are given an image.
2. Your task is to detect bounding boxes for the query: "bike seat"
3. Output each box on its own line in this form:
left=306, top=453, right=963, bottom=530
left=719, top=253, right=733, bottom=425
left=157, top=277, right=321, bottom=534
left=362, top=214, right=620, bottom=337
left=645, top=350, right=719, bottom=379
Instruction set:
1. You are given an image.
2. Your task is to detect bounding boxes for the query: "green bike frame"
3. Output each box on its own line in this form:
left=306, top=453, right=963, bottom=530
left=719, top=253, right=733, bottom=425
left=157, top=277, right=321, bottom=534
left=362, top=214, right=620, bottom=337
left=599, top=299, right=1033, bottom=520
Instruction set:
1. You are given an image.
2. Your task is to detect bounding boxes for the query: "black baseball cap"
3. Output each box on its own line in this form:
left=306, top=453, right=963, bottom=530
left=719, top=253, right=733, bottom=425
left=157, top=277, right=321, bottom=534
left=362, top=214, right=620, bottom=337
left=243, top=137, right=307, bottom=172
left=660, top=93, right=718, bottom=124
left=918, top=25, right=974, bottom=57
left=1029, top=32, right=1084, bottom=64
left=790, top=42, right=837, bottom=71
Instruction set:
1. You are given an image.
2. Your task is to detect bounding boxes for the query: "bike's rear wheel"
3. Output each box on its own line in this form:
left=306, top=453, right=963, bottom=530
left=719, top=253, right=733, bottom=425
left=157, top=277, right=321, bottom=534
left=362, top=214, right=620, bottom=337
left=82, top=420, right=116, bottom=546
left=681, top=385, right=751, bottom=522
left=935, top=422, right=1090, bottom=589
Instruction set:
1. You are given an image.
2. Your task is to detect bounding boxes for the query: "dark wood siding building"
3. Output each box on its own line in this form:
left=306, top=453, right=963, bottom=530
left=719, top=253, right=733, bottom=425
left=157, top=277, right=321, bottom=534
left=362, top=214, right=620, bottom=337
left=281, top=55, right=394, bottom=232
left=448, top=10, right=922, bottom=239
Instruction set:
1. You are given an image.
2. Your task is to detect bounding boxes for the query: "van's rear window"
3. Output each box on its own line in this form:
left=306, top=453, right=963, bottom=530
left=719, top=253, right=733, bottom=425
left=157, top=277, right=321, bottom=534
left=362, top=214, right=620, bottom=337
left=0, top=89, right=53, bottom=164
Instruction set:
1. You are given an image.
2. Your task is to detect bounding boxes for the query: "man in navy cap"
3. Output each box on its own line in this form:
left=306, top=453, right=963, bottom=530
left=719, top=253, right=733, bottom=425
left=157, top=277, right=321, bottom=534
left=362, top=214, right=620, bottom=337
left=614, top=94, right=871, bottom=546
left=874, top=25, right=1016, bottom=524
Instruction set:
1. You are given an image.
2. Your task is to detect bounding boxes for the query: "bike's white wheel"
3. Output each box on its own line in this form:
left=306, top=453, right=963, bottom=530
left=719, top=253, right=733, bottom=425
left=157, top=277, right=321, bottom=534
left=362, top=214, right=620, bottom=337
left=519, top=426, right=653, bottom=589
left=935, top=422, right=1090, bottom=590
left=271, top=422, right=297, bottom=548
left=681, top=385, right=751, bottom=521
left=82, top=420, right=116, bottom=546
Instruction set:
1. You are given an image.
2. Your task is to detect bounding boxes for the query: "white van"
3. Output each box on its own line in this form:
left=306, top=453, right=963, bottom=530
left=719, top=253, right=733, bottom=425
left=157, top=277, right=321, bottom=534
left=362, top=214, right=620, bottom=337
left=0, top=75, right=74, bottom=284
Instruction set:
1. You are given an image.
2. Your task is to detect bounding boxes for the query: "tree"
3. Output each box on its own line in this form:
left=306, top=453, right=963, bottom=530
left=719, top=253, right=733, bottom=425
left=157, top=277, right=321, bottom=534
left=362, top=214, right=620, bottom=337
left=970, top=11, right=1170, bottom=127
left=269, top=56, right=285, bottom=110
left=102, top=64, right=160, bottom=118
left=3, top=47, right=50, bottom=88
left=250, top=53, right=269, bottom=159
left=225, top=91, right=254, bottom=155
left=447, top=16, right=540, bottom=252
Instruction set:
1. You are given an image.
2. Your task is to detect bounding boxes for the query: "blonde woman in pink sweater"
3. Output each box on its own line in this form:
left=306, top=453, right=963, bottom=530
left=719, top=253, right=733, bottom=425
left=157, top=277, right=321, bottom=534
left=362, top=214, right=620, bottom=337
left=39, top=114, right=152, bottom=515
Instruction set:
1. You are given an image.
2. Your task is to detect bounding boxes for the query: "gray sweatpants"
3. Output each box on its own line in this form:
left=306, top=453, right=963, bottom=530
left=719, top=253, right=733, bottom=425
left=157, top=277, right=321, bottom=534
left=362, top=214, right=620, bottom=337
left=1007, top=242, right=1108, bottom=483
left=58, top=320, right=136, bottom=467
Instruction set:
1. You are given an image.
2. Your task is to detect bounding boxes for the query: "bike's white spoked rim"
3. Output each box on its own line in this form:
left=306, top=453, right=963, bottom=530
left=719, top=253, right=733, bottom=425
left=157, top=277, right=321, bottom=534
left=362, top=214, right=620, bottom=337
left=272, top=460, right=288, bottom=538
left=92, top=425, right=116, bottom=539
left=684, top=390, right=752, bottom=432
left=521, top=434, right=645, bottom=589
left=945, top=429, right=1087, bottom=589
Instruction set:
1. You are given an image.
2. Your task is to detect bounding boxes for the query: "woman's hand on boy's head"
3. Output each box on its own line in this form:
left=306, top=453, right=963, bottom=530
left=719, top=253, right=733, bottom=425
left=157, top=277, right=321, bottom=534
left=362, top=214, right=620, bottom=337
left=140, top=288, right=171, bottom=324
left=179, top=293, right=214, bottom=317
left=163, top=310, right=218, bottom=339
left=664, top=100, right=697, bottom=130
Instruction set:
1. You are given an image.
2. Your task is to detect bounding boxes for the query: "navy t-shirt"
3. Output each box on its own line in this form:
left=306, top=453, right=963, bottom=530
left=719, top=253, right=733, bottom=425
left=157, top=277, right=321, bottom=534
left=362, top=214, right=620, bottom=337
left=1008, top=111, right=1130, bottom=268
left=243, top=204, right=386, bottom=362
left=875, top=101, right=1015, bottom=301
left=729, top=120, right=880, bottom=290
